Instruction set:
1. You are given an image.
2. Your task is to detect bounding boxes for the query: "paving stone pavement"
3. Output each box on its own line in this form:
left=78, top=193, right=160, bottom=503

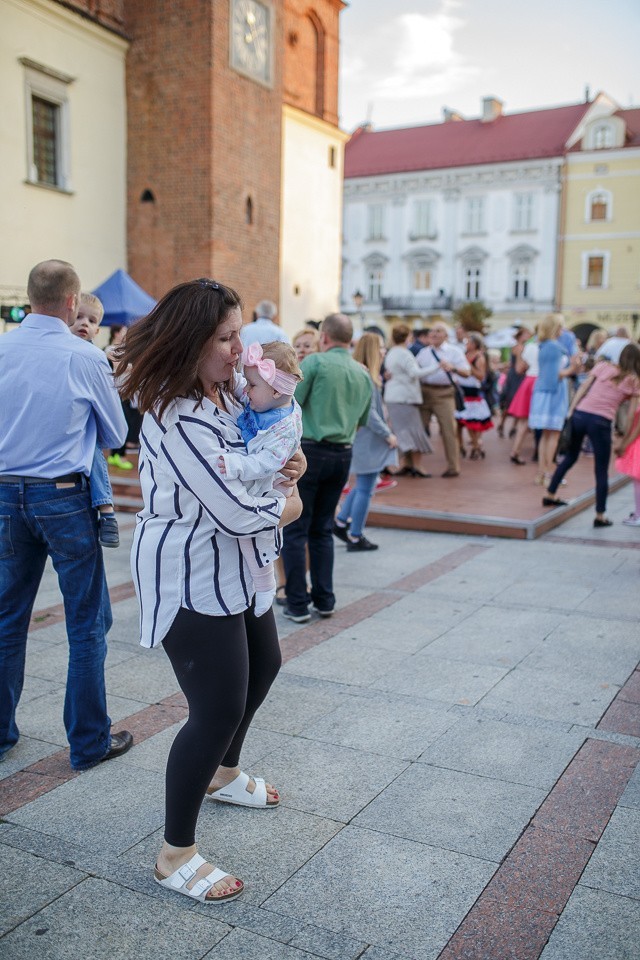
left=1, top=490, right=639, bottom=960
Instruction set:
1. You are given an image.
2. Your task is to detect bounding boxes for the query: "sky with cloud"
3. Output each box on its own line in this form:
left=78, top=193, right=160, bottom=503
left=339, top=0, right=639, bottom=131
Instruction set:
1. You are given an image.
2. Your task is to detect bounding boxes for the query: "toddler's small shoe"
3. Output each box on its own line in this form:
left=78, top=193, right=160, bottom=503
left=99, top=514, right=120, bottom=548
left=107, top=453, right=133, bottom=470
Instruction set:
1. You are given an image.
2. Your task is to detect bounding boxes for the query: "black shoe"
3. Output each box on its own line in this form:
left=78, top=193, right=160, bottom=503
left=347, top=536, right=379, bottom=552
left=282, top=608, right=311, bottom=623
left=542, top=496, right=568, bottom=507
left=332, top=521, right=351, bottom=544
left=101, top=730, right=133, bottom=763
left=99, top=514, right=120, bottom=548
left=593, top=517, right=613, bottom=527
left=441, top=469, right=460, bottom=477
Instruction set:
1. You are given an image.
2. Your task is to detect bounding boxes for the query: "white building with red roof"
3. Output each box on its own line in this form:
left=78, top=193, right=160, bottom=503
left=341, top=93, right=618, bottom=328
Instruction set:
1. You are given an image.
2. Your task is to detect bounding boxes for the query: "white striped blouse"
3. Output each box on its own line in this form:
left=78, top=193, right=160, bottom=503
left=131, top=394, right=284, bottom=649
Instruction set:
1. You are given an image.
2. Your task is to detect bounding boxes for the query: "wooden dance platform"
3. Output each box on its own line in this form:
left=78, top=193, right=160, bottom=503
left=110, top=428, right=626, bottom=541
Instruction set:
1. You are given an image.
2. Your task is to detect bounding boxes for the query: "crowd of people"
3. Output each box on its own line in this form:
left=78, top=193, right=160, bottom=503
left=2, top=258, right=639, bottom=907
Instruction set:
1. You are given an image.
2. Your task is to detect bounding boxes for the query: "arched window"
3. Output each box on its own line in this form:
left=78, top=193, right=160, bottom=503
left=307, top=11, right=325, bottom=117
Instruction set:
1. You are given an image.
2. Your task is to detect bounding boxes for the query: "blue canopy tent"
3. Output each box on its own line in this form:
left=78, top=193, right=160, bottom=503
left=91, top=269, right=156, bottom=327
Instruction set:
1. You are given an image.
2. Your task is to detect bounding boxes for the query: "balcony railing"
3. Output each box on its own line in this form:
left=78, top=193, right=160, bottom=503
left=381, top=294, right=452, bottom=312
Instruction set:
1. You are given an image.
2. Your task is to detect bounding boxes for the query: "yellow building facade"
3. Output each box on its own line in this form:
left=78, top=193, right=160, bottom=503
left=560, top=107, right=640, bottom=336
left=0, top=0, right=128, bottom=329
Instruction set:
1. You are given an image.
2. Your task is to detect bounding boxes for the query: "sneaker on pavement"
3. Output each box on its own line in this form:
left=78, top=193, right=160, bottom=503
left=332, top=521, right=351, bottom=544
left=347, top=535, right=379, bottom=552
left=622, top=513, right=640, bottom=526
left=282, top=608, right=311, bottom=624
left=313, top=605, right=334, bottom=618
left=99, top=514, right=120, bottom=548
left=375, top=477, right=398, bottom=492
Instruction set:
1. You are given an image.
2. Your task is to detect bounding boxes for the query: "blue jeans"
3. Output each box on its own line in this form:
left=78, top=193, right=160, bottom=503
left=281, top=441, right=352, bottom=614
left=89, top=447, right=113, bottom=509
left=548, top=410, right=612, bottom=514
left=0, top=478, right=113, bottom=770
left=336, top=472, right=378, bottom=538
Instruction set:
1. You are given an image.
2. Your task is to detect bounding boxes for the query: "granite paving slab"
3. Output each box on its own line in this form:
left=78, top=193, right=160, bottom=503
left=418, top=716, right=586, bottom=789
left=254, top=736, right=408, bottom=822
left=251, top=673, right=359, bottom=735
left=579, top=805, right=640, bottom=899
left=0, top=876, right=230, bottom=960
left=281, top=633, right=409, bottom=687
left=372, top=653, right=509, bottom=705
left=478, top=665, right=621, bottom=726
left=423, top=606, right=566, bottom=668
left=301, top=693, right=458, bottom=760
left=0, top=737, right=59, bottom=782
left=6, top=761, right=164, bottom=856
left=492, top=576, right=595, bottom=611
left=104, top=649, right=180, bottom=702
left=0, top=844, right=86, bottom=936
left=520, top=615, right=640, bottom=684
left=14, top=674, right=62, bottom=705
left=14, top=690, right=148, bottom=748
left=287, top=924, right=368, bottom=959
left=619, top=762, right=640, bottom=809
left=353, top=762, right=544, bottom=861
left=129, top=804, right=341, bottom=905
left=264, top=824, right=496, bottom=960
left=410, top=568, right=511, bottom=602
left=339, top=597, right=482, bottom=655
left=576, top=585, right=640, bottom=621
left=205, top=928, right=335, bottom=959
left=539, top=886, right=640, bottom=960
left=24, top=633, right=135, bottom=683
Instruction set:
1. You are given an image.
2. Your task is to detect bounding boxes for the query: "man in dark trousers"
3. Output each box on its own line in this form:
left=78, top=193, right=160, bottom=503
left=0, top=259, right=133, bottom=771
left=282, top=313, right=371, bottom=622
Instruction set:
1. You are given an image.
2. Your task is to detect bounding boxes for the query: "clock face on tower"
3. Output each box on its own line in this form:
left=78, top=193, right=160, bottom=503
left=230, top=0, right=273, bottom=86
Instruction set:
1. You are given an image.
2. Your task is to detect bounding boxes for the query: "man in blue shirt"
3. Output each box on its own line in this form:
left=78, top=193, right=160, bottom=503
left=0, top=259, right=133, bottom=771
left=240, top=299, right=290, bottom=347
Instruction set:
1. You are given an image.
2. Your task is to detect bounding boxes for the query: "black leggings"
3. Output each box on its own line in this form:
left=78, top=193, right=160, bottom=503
left=161, top=605, right=281, bottom=847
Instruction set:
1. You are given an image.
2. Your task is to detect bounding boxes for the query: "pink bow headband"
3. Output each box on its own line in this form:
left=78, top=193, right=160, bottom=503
left=242, top=342, right=299, bottom=396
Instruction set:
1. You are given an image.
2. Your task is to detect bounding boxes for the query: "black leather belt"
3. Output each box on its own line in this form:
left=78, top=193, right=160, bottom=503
left=302, top=439, right=352, bottom=451
left=0, top=473, right=83, bottom=484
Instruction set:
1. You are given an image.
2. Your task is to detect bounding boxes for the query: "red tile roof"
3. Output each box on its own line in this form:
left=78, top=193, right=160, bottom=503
left=615, top=108, right=640, bottom=147
left=344, top=102, right=593, bottom=178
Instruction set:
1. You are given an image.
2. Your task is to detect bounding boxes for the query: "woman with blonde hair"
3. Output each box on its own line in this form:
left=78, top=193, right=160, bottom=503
left=383, top=323, right=433, bottom=476
left=333, top=333, right=398, bottom=551
left=292, top=327, right=320, bottom=363
left=528, top=314, right=580, bottom=484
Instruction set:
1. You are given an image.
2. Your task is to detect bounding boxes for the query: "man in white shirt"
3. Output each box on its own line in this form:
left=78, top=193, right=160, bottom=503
left=240, top=300, right=290, bottom=347
left=595, top=327, right=631, bottom=364
left=416, top=322, right=470, bottom=477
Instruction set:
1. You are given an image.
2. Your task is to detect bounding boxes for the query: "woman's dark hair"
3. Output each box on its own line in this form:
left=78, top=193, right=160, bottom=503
left=616, top=343, right=640, bottom=381
left=116, top=278, right=242, bottom=418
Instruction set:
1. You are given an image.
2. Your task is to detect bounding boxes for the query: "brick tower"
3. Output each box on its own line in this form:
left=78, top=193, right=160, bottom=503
left=125, top=0, right=283, bottom=310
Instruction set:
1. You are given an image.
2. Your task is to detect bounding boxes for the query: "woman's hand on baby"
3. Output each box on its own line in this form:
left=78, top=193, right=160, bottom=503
left=280, top=448, right=307, bottom=486
left=279, top=487, right=302, bottom=527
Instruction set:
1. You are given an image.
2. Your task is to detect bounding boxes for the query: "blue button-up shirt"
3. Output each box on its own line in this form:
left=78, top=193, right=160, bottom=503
left=0, top=314, right=127, bottom=478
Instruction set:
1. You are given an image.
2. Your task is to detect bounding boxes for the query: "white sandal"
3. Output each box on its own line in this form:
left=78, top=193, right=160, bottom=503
left=206, top=770, right=279, bottom=809
left=154, top=853, right=243, bottom=903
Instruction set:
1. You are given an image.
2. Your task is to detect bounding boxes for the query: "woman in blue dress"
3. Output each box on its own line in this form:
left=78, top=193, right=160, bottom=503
left=528, top=314, right=580, bottom=485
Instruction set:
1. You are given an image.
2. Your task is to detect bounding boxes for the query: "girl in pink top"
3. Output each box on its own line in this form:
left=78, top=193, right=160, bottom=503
left=544, top=344, right=640, bottom=527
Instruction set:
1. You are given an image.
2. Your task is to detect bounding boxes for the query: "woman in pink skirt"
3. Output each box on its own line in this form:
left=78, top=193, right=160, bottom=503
left=507, top=335, right=539, bottom=464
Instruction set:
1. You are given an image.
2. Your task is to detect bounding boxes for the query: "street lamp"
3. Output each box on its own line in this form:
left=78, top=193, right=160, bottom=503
left=352, top=290, right=364, bottom=334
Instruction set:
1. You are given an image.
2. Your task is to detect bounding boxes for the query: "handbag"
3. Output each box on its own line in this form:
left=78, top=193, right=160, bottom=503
left=431, top=348, right=465, bottom=411
left=557, top=416, right=572, bottom=456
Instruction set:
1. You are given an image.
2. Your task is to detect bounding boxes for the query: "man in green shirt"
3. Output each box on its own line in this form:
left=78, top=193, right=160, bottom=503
left=282, top=313, right=371, bottom=622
